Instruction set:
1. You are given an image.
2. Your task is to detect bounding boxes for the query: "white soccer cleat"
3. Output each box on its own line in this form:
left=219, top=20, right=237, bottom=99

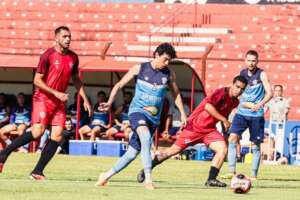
left=95, top=173, right=108, bottom=187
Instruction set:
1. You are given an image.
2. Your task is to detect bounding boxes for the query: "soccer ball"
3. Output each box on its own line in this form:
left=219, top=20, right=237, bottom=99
left=230, top=174, right=252, bottom=194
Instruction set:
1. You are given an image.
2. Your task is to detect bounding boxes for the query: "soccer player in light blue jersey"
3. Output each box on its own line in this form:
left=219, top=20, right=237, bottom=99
left=95, top=43, right=187, bottom=190
left=225, top=50, right=272, bottom=180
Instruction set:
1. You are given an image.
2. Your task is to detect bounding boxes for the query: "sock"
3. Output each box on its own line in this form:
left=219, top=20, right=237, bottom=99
left=138, top=128, right=152, bottom=183
left=152, top=155, right=162, bottom=169
left=112, top=146, right=139, bottom=174
left=228, top=142, right=237, bottom=174
left=207, top=166, right=220, bottom=180
left=1, top=131, right=34, bottom=160
left=32, top=139, right=59, bottom=175
left=102, top=169, right=116, bottom=180
left=251, top=145, right=261, bottom=177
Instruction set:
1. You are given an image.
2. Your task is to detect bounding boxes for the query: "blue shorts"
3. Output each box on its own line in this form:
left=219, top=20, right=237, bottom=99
left=128, top=112, right=157, bottom=151
left=169, top=127, right=180, bottom=136
left=229, top=113, right=265, bottom=143
left=88, top=124, right=106, bottom=132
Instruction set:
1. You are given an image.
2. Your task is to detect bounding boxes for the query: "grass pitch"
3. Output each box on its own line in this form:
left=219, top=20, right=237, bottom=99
left=0, top=153, right=299, bottom=200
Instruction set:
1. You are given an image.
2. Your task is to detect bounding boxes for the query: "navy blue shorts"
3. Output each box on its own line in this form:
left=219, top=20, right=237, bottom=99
left=229, top=113, right=265, bottom=143
left=128, top=112, right=157, bottom=151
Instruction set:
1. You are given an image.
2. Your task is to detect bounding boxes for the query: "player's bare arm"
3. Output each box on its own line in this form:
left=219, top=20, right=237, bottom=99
left=72, top=73, right=92, bottom=117
left=251, top=71, right=273, bottom=112
left=168, top=70, right=187, bottom=126
left=205, top=103, right=231, bottom=132
left=100, top=64, right=140, bottom=111
left=33, top=73, right=69, bottom=102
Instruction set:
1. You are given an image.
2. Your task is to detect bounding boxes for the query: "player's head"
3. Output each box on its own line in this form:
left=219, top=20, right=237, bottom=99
left=97, top=91, right=107, bottom=103
left=55, top=26, right=71, bottom=50
left=274, top=84, right=283, bottom=97
left=245, top=50, right=259, bottom=72
left=124, top=91, right=133, bottom=104
left=153, top=43, right=176, bottom=69
left=65, top=116, right=73, bottom=130
left=0, top=93, right=6, bottom=105
left=231, top=75, right=247, bottom=98
left=16, top=92, right=25, bottom=105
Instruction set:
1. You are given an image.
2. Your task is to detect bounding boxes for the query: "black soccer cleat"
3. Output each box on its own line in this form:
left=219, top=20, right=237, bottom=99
left=137, top=169, right=145, bottom=183
left=205, top=179, right=227, bottom=187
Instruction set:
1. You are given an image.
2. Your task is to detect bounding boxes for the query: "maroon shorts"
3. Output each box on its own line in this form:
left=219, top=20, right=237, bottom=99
left=31, top=99, right=66, bottom=127
left=175, top=127, right=225, bottom=149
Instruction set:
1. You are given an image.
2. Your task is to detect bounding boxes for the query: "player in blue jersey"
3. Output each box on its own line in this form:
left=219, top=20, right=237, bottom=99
left=79, top=91, right=109, bottom=141
left=0, top=93, right=31, bottom=146
left=95, top=43, right=187, bottom=190
left=225, top=50, right=272, bottom=180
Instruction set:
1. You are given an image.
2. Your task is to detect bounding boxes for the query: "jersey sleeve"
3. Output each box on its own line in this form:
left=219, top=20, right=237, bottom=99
left=36, top=51, right=50, bottom=74
left=72, top=54, right=79, bottom=74
left=206, top=88, right=225, bottom=107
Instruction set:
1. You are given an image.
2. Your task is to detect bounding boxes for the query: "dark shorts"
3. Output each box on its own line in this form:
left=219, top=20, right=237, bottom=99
left=88, top=124, right=107, bottom=132
left=229, top=113, right=265, bottom=143
left=128, top=112, right=157, bottom=151
left=169, top=127, right=180, bottom=136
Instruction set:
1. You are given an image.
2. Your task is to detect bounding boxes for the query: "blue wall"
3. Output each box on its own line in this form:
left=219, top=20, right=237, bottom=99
left=265, top=120, right=300, bottom=160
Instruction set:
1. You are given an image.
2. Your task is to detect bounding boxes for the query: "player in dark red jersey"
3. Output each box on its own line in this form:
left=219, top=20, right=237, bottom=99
left=137, top=75, right=247, bottom=187
left=0, top=26, right=92, bottom=179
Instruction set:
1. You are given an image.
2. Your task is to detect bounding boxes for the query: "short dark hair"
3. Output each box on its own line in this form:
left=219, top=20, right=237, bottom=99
left=55, top=26, right=70, bottom=35
left=274, top=84, right=283, bottom=90
left=246, top=50, right=259, bottom=59
left=153, top=43, right=177, bottom=59
left=0, top=93, right=5, bottom=97
left=233, top=75, right=248, bottom=85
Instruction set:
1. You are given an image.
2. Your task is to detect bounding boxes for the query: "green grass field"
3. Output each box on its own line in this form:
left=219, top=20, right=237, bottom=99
left=0, top=153, right=299, bottom=200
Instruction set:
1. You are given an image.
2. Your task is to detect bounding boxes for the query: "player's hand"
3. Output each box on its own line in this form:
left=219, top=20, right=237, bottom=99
left=180, top=113, right=188, bottom=128
left=99, top=102, right=111, bottom=112
left=251, top=102, right=263, bottom=112
left=83, top=100, right=92, bottom=117
left=222, top=119, right=231, bottom=132
left=54, top=91, right=69, bottom=102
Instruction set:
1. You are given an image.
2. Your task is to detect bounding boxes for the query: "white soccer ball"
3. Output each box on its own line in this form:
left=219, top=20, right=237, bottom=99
left=230, top=174, right=252, bottom=194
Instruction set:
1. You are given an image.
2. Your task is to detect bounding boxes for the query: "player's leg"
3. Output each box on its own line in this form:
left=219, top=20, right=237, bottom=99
left=16, top=124, right=27, bottom=136
left=95, top=145, right=139, bottom=187
left=137, top=128, right=191, bottom=183
left=31, top=105, right=65, bottom=179
left=0, top=123, right=45, bottom=173
left=225, top=114, right=247, bottom=178
left=31, top=125, right=63, bottom=179
left=205, top=140, right=227, bottom=187
left=249, top=116, right=264, bottom=180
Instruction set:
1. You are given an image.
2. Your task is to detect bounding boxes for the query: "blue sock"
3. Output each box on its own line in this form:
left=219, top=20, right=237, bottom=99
left=251, top=145, right=261, bottom=177
left=112, top=146, right=139, bottom=173
left=137, top=127, right=152, bottom=182
left=228, top=142, right=237, bottom=174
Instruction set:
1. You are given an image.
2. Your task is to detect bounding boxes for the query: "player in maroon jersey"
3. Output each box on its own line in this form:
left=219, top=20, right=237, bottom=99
left=137, top=75, right=247, bottom=187
left=0, top=26, right=92, bottom=180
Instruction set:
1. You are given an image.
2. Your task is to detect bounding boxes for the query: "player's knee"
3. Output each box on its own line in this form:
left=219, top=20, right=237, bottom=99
left=228, top=134, right=239, bottom=143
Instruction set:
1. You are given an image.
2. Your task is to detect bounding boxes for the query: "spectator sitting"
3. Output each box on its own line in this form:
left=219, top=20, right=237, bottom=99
left=0, top=93, right=10, bottom=128
left=162, top=103, right=190, bottom=142
left=0, top=93, right=31, bottom=152
left=79, top=91, right=110, bottom=141
left=68, top=93, right=89, bottom=128
left=105, top=91, right=133, bottom=141
left=56, top=116, right=75, bottom=154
